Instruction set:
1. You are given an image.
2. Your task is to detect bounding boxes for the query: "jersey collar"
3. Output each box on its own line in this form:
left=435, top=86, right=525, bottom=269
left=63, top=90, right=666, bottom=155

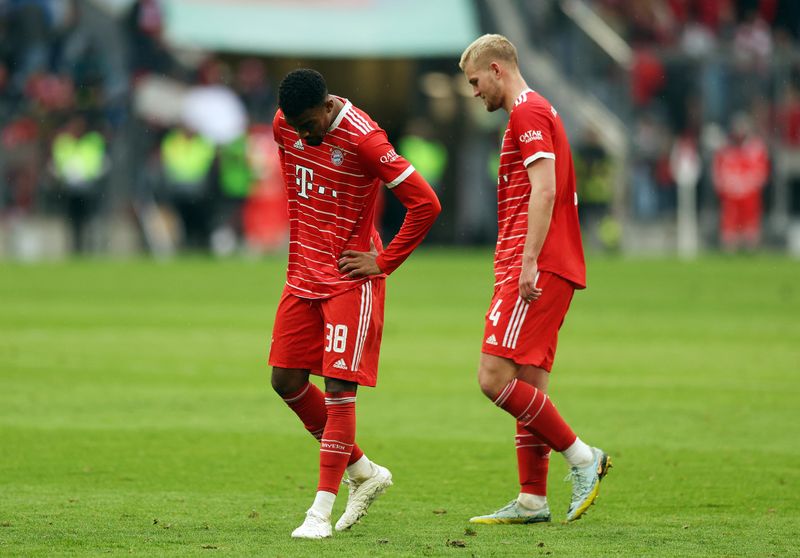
left=328, top=97, right=351, bottom=133
left=513, top=88, right=535, bottom=107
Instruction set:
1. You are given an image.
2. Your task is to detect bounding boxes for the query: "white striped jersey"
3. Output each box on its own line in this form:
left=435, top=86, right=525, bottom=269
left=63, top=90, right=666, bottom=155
left=273, top=97, right=416, bottom=299
left=495, top=88, right=586, bottom=290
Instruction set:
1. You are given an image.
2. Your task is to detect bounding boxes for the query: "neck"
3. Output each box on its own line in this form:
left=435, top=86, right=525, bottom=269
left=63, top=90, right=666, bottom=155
left=503, top=74, right=531, bottom=112
left=327, top=95, right=344, bottom=128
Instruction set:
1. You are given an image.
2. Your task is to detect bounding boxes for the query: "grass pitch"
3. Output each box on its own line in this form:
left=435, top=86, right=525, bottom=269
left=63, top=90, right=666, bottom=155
left=0, top=251, right=798, bottom=557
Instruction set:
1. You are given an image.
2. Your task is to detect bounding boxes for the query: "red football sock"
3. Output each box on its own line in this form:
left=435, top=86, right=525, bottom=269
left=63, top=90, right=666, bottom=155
left=515, top=422, right=551, bottom=496
left=318, top=392, right=357, bottom=495
left=281, top=383, right=364, bottom=465
left=494, top=378, right=577, bottom=452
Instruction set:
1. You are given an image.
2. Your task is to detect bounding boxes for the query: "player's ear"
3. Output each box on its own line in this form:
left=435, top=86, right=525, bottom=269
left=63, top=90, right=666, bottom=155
left=489, top=61, right=502, bottom=78
left=324, top=96, right=335, bottom=114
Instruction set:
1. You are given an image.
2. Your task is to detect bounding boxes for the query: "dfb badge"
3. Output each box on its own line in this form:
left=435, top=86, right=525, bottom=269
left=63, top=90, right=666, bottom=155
left=331, top=148, right=344, bottom=166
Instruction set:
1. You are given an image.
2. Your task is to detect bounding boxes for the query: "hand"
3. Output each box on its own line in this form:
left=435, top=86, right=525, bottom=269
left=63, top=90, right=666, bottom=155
left=519, top=261, right=542, bottom=303
left=338, top=246, right=382, bottom=278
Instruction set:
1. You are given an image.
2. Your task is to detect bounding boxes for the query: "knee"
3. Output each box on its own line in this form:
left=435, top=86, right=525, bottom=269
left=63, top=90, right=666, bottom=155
left=271, top=368, right=306, bottom=397
left=324, top=377, right=357, bottom=394
left=477, top=368, right=503, bottom=400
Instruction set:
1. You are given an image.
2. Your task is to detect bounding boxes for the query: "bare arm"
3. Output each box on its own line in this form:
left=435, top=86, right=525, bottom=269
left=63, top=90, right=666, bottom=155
left=519, top=157, right=556, bottom=301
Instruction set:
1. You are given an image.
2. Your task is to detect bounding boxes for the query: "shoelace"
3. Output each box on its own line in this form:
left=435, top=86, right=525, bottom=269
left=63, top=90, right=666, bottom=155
left=564, top=468, right=589, bottom=501
left=341, top=477, right=363, bottom=489
left=496, top=500, right=518, bottom=513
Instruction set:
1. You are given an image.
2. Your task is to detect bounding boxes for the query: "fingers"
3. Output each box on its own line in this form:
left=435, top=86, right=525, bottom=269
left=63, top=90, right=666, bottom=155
left=338, top=256, right=366, bottom=277
left=338, top=250, right=378, bottom=278
left=338, top=253, right=359, bottom=269
left=519, top=284, right=543, bottom=303
left=338, top=260, right=358, bottom=273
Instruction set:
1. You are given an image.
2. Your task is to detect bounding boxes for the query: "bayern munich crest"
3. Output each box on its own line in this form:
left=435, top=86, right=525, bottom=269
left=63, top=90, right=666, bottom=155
left=330, top=147, right=345, bottom=166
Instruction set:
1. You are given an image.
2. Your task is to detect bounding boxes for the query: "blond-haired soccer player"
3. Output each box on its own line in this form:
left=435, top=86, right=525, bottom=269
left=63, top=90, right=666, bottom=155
left=459, top=34, right=611, bottom=524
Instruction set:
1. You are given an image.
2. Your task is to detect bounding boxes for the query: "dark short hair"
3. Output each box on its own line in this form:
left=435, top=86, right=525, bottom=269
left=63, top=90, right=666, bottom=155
left=278, top=69, right=328, bottom=118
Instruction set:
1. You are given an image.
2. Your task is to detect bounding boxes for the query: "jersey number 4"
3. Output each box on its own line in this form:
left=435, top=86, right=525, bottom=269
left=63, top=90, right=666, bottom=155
left=489, top=299, right=502, bottom=326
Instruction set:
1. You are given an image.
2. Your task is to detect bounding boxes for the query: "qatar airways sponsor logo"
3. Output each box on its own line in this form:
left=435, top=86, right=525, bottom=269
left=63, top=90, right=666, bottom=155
left=519, top=130, right=543, bottom=143
left=380, top=149, right=400, bottom=164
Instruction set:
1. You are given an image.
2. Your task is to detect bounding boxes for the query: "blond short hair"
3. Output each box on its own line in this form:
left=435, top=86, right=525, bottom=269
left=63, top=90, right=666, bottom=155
left=459, top=34, right=518, bottom=71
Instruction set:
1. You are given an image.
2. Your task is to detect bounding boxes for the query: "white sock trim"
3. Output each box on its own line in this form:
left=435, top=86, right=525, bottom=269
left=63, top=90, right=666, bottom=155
left=561, top=437, right=593, bottom=468
left=517, top=493, right=547, bottom=511
left=346, top=454, right=373, bottom=482
left=309, top=491, right=336, bottom=519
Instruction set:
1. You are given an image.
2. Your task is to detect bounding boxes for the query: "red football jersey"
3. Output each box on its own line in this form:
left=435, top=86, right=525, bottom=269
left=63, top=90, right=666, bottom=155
left=713, top=139, right=769, bottom=199
left=495, top=89, right=586, bottom=290
left=273, top=97, right=417, bottom=299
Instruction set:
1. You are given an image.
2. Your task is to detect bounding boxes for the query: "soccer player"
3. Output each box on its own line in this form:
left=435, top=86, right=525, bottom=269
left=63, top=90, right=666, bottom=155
left=268, top=69, right=441, bottom=539
left=459, top=35, right=611, bottom=524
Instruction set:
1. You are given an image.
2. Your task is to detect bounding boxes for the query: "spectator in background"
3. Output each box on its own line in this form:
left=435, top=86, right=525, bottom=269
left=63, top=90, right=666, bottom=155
left=398, top=119, right=448, bottom=191
left=50, top=112, right=109, bottom=252
left=124, top=0, right=170, bottom=77
left=240, top=123, right=289, bottom=252
left=776, top=80, right=800, bottom=147
left=712, top=112, right=770, bottom=252
left=4, top=0, right=53, bottom=99
left=235, top=58, right=274, bottom=123
left=395, top=119, right=448, bottom=235
left=631, top=110, right=672, bottom=218
left=215, top=133, right=253, bottom=254
left=574, top=127, right=618, bottom=250
left=1, top=114, right=41, bottom=215
left=160, top=125, right=216, bottom=250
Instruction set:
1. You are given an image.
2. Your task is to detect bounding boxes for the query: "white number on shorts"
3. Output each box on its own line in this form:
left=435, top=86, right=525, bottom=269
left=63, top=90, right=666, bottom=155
left=325, top=323, right=348, bottom=353
left=489, top=299, right=503, bottom=326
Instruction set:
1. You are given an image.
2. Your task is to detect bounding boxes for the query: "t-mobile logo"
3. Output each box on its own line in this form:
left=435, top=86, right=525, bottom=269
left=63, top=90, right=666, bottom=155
left=296, top=165, right=314, bottom=199
left=295, top=164, right=337, bottom=199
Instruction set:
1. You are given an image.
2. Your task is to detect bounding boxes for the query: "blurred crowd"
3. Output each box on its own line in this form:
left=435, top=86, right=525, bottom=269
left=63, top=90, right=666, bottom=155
left=0, top=0, right=289, bottom=257
left=590, top=0, right=800, bottom=250
left=3, top=0, right=800, bottom=257
left=516, top=0, right=800, bottom=252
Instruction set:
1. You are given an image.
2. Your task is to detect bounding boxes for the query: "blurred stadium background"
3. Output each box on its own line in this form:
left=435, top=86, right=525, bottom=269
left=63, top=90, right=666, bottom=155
left=2, top=2, right=799, bottom=556
left=3, top=0, right=800, bottom=260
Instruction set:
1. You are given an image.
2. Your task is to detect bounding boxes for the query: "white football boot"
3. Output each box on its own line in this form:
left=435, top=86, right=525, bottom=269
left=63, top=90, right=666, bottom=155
left=334, top=463, right=393, bottom=531
left=291, top=509, right=332, bottom=539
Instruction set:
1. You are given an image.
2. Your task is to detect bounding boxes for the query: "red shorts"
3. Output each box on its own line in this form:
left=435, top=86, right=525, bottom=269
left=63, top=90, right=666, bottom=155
left=481, top=271, right=574, bottom=372
left=268, top=278, right=385, bottom=387
left=720, top=193, right=762, bottom=238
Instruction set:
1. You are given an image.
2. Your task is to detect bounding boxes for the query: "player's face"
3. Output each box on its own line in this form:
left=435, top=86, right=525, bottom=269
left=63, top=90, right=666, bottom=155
left=464, top=62, right=503, bottom=112
left=286, top=99, right=334, bottom=146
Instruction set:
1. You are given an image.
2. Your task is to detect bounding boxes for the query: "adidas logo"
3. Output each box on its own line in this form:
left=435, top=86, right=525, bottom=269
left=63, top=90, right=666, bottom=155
left=293, top=139, right=304, bottom=150
left=332, top=358, right=348, bottom=370
left=486, top=334, right=498, bottom=346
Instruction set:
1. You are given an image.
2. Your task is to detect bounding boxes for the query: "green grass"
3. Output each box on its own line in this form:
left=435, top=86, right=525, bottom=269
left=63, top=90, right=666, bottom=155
left=0, top=251, right=798, bottom=557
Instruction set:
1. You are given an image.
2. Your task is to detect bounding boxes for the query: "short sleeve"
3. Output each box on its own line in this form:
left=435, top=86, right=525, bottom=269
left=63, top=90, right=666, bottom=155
left=511, top=103, right=555, bottom=167
left=357, top=131, right=416, bottom=188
